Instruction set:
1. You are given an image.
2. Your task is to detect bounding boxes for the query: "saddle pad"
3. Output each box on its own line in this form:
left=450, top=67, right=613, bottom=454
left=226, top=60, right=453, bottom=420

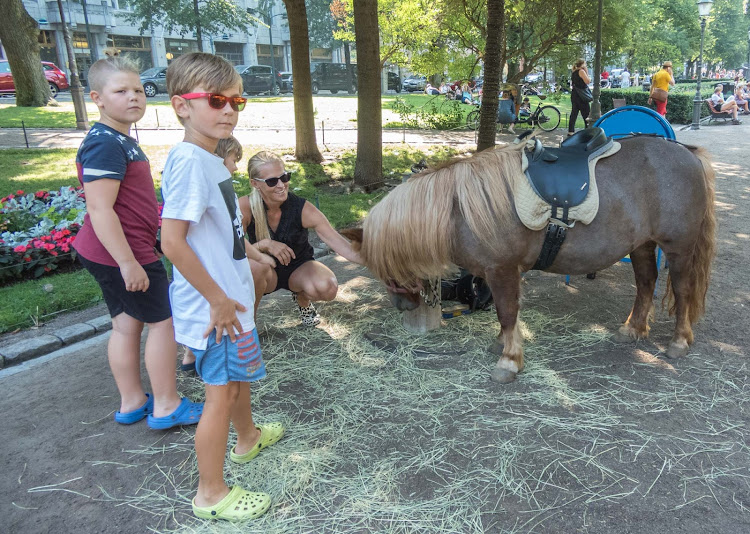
left=513, top=141, right=621, bottom=231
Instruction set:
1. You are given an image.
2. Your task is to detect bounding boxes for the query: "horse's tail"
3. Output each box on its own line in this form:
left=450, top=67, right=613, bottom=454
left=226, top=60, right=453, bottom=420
left=663, top=146, right=716, bottom=323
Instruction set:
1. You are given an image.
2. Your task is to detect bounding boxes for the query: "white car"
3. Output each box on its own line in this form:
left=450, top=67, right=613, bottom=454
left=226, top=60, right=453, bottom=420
left=524, top=72, right=543, bottom=83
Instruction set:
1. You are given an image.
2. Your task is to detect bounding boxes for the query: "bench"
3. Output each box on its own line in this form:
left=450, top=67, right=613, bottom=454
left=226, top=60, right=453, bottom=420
left=705, top=99, right=733, bottom=123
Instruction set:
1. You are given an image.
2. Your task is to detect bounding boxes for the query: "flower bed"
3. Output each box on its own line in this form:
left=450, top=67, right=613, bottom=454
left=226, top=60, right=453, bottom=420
left=0, top=187, right=85, bottom=284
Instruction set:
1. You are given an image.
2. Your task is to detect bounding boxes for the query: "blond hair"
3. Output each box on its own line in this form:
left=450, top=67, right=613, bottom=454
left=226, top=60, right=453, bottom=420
left=216, top=135, right=242, bottom=161
left=247, top=151, right=284, bottom=242
left=166, top=52, right=243, bottom=97
left=574, top=59, right=586, bottom=69
left=88, top=56, right=140, bottom=92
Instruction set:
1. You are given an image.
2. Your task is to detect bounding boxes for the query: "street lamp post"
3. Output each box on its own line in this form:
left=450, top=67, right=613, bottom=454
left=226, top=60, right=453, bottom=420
left=746, top=28, right=750, bottom=80
left=691, top=0, right=714, bottom=130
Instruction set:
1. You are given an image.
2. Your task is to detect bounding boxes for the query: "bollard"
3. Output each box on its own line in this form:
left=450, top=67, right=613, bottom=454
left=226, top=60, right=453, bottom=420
left=315, top=193, right=320, bottom=209
left=403, top=122, right=406, bottom=143
left=133, top=122, right=139, bottom=142
left=155, top=108, right=160, bottom=129
left=322, top=121, right=325, bottom=145
left=21, top=120, right=29, bottom=148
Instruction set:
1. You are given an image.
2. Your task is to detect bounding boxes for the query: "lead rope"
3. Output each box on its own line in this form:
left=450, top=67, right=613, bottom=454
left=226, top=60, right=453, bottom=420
left=420, top=278, right=442, bottom=307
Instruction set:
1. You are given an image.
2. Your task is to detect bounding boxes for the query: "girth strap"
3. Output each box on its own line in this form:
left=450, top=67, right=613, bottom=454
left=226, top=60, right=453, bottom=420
left=532, top=222, right=568, bottom=271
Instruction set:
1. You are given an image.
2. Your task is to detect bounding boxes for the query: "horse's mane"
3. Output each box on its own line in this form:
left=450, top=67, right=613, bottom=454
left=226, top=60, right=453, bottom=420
left=361, top=143, right=525, bottom=286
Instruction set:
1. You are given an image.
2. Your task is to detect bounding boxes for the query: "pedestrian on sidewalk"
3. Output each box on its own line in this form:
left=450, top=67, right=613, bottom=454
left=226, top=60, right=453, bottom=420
left=72, top=56, right=203, bottom=429
left=160, top=52, right=283, bottom=522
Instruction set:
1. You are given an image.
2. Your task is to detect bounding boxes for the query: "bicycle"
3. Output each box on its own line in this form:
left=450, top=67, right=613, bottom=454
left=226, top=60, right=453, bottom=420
left=466, top=95, right=561, bottom=132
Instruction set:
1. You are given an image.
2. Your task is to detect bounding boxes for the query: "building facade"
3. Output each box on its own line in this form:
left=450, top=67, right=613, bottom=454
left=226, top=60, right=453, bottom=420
left=1, top=0, right=342, bottom=85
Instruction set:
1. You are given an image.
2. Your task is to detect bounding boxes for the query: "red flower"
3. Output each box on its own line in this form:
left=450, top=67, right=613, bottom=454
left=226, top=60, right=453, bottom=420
left=24, top=256, right=31, bottom=262
left=44, top=266, right=51, bottom=272
left=50, top=251, right=58, bottom=257
left=16, top=190, right=24, bottom=196
left=61, top=229, right=71, bottom=236
left=13, top=245, right=27, bottom=253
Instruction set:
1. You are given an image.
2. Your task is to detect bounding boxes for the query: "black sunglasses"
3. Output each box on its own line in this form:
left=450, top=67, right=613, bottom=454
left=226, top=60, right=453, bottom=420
left=253, top=172, right=292, bottom=187
left=180, top=92, right=247, bottom=112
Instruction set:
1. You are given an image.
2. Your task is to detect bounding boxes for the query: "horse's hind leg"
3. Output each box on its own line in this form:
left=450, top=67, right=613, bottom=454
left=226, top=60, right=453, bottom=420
left=486, top=269, right=524, bottom=383
left=664, top=253, right=694, bottom=358
left=614, top=241, right=657, bottom=343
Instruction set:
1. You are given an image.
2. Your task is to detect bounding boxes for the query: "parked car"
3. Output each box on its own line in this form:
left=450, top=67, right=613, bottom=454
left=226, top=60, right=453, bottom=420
left=140, top=67, right=167, bottom=97
left=524, top=72, right=543, bottom=83
left=310, top=63, right=357, bottom=94
left=278, top=71, right=293, bottom=93
left=402, top=75, right=427, bottom=92
left=0, top=60, right=69, bottom=98
left=234, top=65, right=281, bottom=95
left=387, top=71, right=401, bottom=93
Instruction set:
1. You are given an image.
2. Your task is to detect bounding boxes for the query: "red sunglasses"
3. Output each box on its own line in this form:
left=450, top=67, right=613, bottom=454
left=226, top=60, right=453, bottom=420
left=180, top=92, right=247, bottom=112
left=253, top=172, right=292, bottom=187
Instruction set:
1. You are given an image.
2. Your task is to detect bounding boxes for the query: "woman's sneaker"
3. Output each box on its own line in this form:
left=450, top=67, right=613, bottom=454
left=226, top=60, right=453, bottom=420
left=292, top=293, right=321, bottom=327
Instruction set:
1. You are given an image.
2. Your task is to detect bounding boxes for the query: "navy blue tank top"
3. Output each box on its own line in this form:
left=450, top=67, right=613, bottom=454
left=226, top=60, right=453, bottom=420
left=247, top=192, right=314, bottom=264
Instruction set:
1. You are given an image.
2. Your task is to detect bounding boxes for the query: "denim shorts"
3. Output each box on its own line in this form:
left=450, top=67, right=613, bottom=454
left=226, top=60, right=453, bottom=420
left=189, top=328, right=266, bottom=386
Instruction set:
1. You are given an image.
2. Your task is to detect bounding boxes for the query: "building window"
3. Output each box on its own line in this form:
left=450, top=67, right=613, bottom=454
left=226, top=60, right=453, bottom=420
left=107, top=34, right=153, bottom=70
left=164, top=39, right=199, bottom=63
left=112, top=0, right=133, bottom=11
left=72, top=32, right=89, bottom=50
left=310, top=48, right=332, bottom=62
left=214, top=42, right=244, bottom=66
left=38, top=30, right=58, bottom=64
left=256, top=44, right=284, bottom=69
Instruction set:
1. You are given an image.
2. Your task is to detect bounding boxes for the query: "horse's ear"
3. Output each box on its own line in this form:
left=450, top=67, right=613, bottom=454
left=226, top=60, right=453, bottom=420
left=341, top=227, right=364, bottom=251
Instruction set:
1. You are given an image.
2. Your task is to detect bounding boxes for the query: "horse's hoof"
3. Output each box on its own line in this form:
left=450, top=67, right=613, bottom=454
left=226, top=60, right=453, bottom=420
left=665, top=340, right=689, bottom=359
left=491, top=366, right=517, bottom=383
left=488, top=339, right=504, bottom=356
left=613, top=327, right=636, bottom=343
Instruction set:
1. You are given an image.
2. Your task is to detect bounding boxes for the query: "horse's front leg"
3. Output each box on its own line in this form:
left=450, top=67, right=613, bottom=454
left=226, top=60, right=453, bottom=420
left=486, top=268, right=524, bottom=383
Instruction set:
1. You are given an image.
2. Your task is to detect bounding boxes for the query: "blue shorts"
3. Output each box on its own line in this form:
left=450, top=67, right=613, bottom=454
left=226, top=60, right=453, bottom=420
left=189, top=328, right=266, bottom=386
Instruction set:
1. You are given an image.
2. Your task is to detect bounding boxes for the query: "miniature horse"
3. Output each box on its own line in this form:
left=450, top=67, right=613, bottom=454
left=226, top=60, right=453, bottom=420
left=343, top=136, right=716, bottom=382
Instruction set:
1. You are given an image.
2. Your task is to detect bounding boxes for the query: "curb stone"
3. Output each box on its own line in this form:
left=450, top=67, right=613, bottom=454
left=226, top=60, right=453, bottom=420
left=0, top=249, right=335, bottom=370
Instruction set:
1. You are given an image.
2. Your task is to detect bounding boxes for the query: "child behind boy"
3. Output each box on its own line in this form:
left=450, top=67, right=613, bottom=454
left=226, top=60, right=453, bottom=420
left=160, top=53, right=282, bottom=521
left=73, top=56, right=202, bottom=429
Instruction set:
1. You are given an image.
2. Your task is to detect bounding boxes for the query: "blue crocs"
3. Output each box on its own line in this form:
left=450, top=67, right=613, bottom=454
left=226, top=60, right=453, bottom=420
left=147, top=397, right=203, bottom=430
left=114, top=393, right=153, bottom=425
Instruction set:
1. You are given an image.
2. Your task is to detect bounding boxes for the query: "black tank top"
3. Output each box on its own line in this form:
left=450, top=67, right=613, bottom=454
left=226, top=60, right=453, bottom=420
left=247, top=192, right=314, bottom=264
left=572, top=70, right=587, bottom=89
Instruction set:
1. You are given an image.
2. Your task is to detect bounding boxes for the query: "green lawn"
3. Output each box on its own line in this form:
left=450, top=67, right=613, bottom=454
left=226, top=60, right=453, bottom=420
left=0, top=269, right=102, bottom=333
left=0, top=144, right=459, bottom=332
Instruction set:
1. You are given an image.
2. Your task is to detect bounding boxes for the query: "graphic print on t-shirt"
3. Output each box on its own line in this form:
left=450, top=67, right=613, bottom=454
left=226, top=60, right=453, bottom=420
left=217, top=178, right=247, bottom=260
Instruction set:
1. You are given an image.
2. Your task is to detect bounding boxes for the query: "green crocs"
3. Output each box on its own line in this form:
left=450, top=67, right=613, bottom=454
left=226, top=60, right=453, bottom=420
left=230, top=423, right=285, bottom=464
left=192, top=486, right=270, bottom=521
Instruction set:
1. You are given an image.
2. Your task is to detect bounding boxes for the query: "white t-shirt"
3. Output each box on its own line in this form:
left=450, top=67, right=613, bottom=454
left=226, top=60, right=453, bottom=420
left=161, top=142, right=255, bottom=350
left=621, top=71, right=630, bottom=83
left=711, top=93, right=724, bottom=106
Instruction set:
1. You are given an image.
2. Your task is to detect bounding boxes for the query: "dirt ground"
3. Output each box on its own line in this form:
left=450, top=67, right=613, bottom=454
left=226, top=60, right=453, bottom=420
left=1, top=124, right=749, bottom=533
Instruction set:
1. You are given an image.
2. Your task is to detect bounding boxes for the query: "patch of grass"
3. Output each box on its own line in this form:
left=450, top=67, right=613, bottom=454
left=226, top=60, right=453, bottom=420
left=0, top=148, right=80, bottom=194
left=0, top=102, right=101, bottom=128
left=0, top=268, right=101, bottom=332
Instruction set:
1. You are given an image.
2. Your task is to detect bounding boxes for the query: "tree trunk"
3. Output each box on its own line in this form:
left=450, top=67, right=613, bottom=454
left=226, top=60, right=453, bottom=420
left=0, top=0, right=51, bottom=106
left=477, top=0, right=504, bottom=152
left=283, top=0, right=322, bottom=163
left=192, top=0, right=204, bottom=52
left=353, top=0, right=382, bottom=190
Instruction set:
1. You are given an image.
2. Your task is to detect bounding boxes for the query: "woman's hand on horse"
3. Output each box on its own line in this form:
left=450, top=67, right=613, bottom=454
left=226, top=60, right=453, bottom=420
left=264, top=240, right=296, bottom=265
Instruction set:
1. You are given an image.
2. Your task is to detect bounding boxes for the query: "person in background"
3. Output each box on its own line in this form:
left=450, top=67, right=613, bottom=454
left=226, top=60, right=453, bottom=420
left=569, top=58, right=591, bottom=136
left=710, top=84, right=742, bottom=125
left=620, top=68, right=631, bottom=89
left=648, top=61, right=675, bottom=117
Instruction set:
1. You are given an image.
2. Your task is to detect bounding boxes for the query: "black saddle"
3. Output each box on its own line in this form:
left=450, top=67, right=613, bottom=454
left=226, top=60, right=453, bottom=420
left=523, top=128, right=613, bottom=220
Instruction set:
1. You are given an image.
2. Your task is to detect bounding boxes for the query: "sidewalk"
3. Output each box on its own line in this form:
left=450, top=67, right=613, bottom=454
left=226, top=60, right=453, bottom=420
left=0, top=125, right=482, bottom=149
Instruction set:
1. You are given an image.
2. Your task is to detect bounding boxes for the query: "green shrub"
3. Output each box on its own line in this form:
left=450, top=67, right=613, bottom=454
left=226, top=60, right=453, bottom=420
left=600, top=88, right=719, bottom=124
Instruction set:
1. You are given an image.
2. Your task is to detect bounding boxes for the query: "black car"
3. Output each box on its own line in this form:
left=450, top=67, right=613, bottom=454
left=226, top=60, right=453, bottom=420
left=234, top=65, right=280, bottom=95
left=311, top=63, right=357, bottom=94
left=278, top=71, right=293, bottom=93
left=387, top=71, right=401, bottom=93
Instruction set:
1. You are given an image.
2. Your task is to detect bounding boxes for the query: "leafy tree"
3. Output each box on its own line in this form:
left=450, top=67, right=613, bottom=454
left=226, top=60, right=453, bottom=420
left=306, top=0, right=338, bottom=48
left=124, top=0, right=255, bottom=51
left=353, top=0, right=382, bottom=189
left=705, top=0, right=748, bottom=69
left=283, top=0, right=323, bottom=163
left=0, top=0, right=52, bottom=106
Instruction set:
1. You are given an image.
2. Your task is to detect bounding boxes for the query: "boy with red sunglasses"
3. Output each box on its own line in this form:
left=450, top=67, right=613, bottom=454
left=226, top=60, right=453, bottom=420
left=160, top=52, right=281, bottom=522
